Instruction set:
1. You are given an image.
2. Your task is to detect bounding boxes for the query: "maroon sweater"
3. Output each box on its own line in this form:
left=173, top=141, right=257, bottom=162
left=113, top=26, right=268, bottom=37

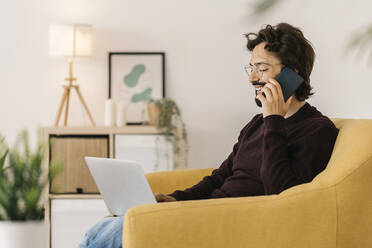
left=169, top=102, right=339, bottom=200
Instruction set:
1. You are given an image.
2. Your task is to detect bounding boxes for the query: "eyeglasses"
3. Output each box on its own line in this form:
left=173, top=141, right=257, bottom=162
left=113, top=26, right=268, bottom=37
left=244, top=63, right=282, bottom=78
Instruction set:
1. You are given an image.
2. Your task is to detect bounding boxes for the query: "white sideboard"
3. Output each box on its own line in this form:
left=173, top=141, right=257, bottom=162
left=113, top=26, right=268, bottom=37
left=42, top=126, right=174, bottom=248
left=115, top=134, right=174, bottom=173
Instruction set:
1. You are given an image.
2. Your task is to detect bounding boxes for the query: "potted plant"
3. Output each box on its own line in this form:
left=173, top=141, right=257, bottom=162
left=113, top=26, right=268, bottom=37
left=0, top=129, right=62, bottom=248
left=147, top=97, right=189, bottom=169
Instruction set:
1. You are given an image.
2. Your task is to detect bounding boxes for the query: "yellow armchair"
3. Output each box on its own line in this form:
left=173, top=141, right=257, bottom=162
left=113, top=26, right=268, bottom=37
left=122, top=118, right=372, bottom=248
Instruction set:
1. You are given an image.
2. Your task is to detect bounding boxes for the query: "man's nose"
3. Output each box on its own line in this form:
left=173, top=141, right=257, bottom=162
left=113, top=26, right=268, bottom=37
left=249, top=71, right=259, bottom=83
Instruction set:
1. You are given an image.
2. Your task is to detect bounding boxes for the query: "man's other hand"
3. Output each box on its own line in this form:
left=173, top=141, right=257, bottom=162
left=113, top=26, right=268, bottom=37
left=154, top=193, right=176, bottom=202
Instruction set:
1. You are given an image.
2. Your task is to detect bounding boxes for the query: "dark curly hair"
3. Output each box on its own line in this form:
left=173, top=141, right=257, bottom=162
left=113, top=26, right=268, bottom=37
left=245, top=23, right=315, bottom=101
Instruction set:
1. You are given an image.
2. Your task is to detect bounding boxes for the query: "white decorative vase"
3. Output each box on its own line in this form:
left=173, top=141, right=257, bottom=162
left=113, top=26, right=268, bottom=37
left=117, top=103, right=127, bottom=126
left=0, top=221, right=46, bottom=248
left=104, top=99, right=116, bottom=126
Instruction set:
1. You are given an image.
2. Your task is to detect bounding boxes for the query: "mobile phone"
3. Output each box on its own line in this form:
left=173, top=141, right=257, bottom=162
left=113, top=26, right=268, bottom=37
left=275, top=66, right=304, bottom=102
left=255, top=66, right=304, bottom=107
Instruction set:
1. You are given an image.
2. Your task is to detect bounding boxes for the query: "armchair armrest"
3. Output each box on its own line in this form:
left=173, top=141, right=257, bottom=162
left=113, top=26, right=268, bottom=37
left=123, top=185, right=336, bottom=248
left=145, top=168, right=214, bottom=194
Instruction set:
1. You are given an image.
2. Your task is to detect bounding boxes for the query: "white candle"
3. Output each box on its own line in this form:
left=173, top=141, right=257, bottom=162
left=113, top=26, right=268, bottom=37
left=104, top=99, right=116, bottom=126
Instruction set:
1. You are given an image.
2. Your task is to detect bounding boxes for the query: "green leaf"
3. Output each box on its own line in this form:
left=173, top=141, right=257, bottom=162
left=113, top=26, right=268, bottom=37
left=344, top=23, right=372, bottom=65
left=251, top=0, right=282, bottom=16
left=0, top=135, right=8, bottom=170
left=0, top=150, right=8, bottom=170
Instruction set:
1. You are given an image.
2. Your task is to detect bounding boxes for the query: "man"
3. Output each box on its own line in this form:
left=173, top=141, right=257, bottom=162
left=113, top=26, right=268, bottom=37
left=156, top=22, right=338, bottom=202
left=79, top=22, right=339, bottom=248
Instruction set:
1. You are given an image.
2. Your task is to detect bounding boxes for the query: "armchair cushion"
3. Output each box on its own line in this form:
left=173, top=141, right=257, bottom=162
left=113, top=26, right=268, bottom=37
left=145, top=168, right=214, bottom=195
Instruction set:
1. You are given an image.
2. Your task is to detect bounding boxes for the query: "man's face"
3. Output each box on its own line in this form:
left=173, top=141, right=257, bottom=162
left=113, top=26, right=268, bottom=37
left=248, top=42, right=283, bottom=107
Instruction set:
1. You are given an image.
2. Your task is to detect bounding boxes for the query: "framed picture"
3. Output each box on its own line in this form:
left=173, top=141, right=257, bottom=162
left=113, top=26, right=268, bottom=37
left=108, top=52, right=165, bottom=125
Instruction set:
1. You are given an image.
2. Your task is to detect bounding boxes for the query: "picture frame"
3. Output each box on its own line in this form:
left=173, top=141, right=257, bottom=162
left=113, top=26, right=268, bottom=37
left=108, top=52, right=165, bottom=125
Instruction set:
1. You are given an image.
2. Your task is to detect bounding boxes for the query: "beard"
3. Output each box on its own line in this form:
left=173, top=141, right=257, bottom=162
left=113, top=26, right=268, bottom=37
left=255, top=90, right=262, bottom=107
left=253, top=81, right=266, bottom=108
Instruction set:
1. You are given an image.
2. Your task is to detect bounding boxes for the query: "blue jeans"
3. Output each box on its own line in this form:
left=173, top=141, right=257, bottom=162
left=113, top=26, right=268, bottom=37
left=78, top=215, right=124, bottom=248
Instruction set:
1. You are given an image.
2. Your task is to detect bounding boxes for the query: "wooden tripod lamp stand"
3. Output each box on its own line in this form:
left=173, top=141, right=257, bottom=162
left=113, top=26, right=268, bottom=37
left=49, top=24, right=96, bottom=127
left=54, top=60, right=96, bottom=126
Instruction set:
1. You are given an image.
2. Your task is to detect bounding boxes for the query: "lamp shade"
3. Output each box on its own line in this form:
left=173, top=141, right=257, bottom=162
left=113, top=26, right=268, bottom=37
left=49, top=24, right=92, bottom=57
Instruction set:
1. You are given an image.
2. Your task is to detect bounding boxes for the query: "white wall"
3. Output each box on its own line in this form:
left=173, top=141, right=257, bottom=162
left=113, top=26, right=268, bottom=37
left=1, top=0, right=372, bottom=169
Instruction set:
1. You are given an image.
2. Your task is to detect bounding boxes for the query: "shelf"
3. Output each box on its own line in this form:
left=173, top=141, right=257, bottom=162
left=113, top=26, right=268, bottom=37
left=49, top=194, right=102, bottom=199
left=43, top=125, right=163, bottom=135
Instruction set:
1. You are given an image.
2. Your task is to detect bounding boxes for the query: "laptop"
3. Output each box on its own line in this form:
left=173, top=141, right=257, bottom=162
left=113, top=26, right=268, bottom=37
left=84, top=157, right=156, bottom=216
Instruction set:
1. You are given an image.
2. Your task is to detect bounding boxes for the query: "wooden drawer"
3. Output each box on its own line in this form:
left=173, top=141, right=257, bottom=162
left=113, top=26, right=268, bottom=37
left=50, top=135, right=109, bottom=193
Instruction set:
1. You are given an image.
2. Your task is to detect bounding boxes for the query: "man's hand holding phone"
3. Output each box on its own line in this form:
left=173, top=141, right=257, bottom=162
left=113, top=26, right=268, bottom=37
left=256, top=78, right=294, bottom=118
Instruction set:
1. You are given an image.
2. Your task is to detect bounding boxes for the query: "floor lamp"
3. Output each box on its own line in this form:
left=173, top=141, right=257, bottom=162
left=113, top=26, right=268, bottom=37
left=49, top=24, right=96, bottom=127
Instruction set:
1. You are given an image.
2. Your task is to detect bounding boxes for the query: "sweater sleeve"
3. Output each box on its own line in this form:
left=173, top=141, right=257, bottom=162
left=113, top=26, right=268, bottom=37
left=168, top=114, right=261, bottom=201
left=167, top=143, right=237, bottom=201
left=260, top=115, right=339, bottom=195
